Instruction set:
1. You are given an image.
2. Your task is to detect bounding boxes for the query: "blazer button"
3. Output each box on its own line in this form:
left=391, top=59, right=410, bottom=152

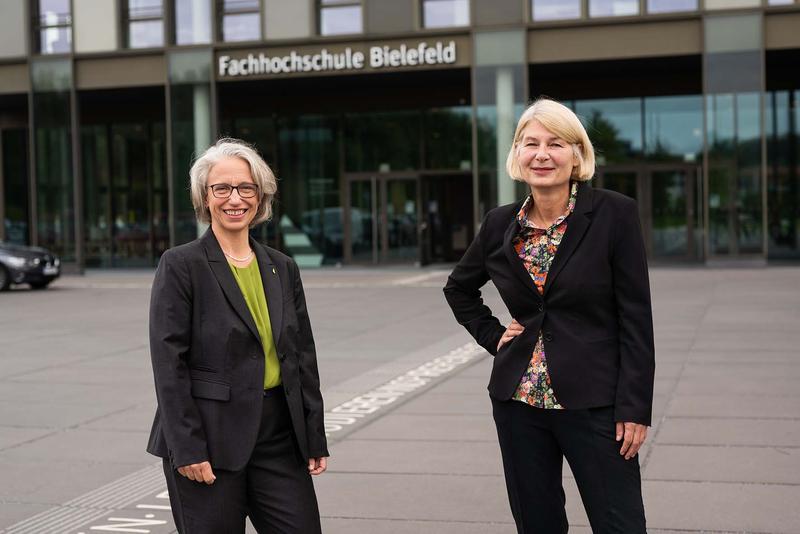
left=543, top=332, right=553, bottom=342
left=538, top=304, right=544, bottom=312
left=278, top=353, right=286, bottom=362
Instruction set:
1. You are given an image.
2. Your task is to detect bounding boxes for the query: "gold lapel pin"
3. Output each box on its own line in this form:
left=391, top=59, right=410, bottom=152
left=272, top=267, right=277, bottom=275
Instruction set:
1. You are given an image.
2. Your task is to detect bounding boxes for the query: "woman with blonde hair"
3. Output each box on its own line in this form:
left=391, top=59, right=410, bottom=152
left=147, top=138, right=328, bottom=533
left=444, top=99, right=654, bottom=533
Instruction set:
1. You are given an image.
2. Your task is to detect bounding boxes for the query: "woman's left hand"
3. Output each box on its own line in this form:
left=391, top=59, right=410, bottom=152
left=308, top=457, right=327, bottom=476
left=616, top=422, right=648, bottom=460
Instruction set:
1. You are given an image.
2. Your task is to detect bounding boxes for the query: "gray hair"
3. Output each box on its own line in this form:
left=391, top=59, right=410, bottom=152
left=189, top=138, right=277, bottom=226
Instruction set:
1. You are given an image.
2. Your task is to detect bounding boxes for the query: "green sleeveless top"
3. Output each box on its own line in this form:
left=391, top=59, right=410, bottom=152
left=228, top=260, right=281, bottom=389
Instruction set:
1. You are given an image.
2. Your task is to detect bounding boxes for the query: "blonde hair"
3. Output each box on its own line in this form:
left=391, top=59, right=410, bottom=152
left=506, top=98, right=595, bottom=182
left=189, top=138, right=277, bottom=227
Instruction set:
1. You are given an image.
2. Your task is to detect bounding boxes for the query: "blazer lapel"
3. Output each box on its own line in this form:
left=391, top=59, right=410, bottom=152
left=543, top=182, right=594, bottom=297
left=203, top=230, right=261, bottom=343
left=503, top=200, right=544, bottom=302
left=252, top=238, right=283, bottom=348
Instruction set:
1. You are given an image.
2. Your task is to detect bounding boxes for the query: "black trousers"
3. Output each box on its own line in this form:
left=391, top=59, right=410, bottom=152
left=163, top=389, right=321, bottom=534
left=492, top=399, right=646, bottom=534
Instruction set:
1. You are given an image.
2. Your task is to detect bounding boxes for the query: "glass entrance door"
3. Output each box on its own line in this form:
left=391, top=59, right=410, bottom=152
left=345, top=174, right=420, bottom=264
left=647, top=167, right=700, bottom=260
left=596, top=165, right=701, bottom=261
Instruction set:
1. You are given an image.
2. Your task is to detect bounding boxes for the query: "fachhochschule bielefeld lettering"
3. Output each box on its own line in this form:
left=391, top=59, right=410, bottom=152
left=219, top=41, right=456, bottom=77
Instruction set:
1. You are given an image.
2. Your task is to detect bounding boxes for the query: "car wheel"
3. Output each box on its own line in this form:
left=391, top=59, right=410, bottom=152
left=29, top=280, right=50, bottom=290
left=0, top=266, right=9, bottom=291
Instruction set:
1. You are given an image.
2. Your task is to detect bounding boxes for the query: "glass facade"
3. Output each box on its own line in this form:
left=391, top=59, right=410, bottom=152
left=704, top=13, right=765, bottom=257
left=125, top=0, right=164, bottom=48
left=647, top=0, right=697, bottom=13
left=169, top=50, right=213, bottom=245
left=589, top=0, right=639, bottom=17
left=2, top=129, right=30, bottom=245
left=175, top=0, right=212, bottom=45
left=82, top=122, right=168, bottom=267
left=219, top=0, right=261, bottom=42
left=532, top=0, right=581, bottom=21
left=319, top=1, right=362, bottom=36
left=422, top=0, right=470, bottom=28
left=35, top=0, right=72, bottom=54
left=767, top=90, right=800, bottom=259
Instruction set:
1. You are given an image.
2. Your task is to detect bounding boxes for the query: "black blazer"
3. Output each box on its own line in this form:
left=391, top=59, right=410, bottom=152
left=146, top=229, right=328, bottom=471
left=444, top=182, right=655, bottom=425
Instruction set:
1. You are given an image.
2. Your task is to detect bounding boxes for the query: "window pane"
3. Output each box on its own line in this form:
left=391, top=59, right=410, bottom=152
left=423, top=0, right=469, bottom=28
left=574, top=98, right=642, bottom=164
left=39, top=0, right=71, bottom=25
left=175, top=0, right=211, bottom=45
left=589, top=0, right=638, bottom=17
left=222, top=0, right=260, bottom=11
left=40, top=27, right=71, bottom=54
left=532, top=0, right=581, bottom=21
left=129, top=19, right=164, bottom=48
left=320, top=6, right=362, bottom=35
left=767, top=0, right=793, bottom=4
left=644, top=95, right=703, bottom=162
left=128, top=0, right=162, bottom=19
left=647, top=0, right=697, bottom=13
left=222, top=12, right=260, bottom=41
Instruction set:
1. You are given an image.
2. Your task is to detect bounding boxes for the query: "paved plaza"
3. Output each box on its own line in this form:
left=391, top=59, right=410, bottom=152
left=0, top=266, right=799, bottom=533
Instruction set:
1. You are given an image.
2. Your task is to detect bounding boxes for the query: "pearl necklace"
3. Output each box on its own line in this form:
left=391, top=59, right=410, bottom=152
left=223, top=249, right=254, bottom=262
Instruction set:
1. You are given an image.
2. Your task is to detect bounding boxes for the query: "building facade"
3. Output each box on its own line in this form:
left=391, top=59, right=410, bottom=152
left=0, top=0, right=798, bottom=268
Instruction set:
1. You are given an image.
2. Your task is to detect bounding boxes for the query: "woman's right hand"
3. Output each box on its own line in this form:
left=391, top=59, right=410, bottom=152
left=497, top=319, right=525, bottom=351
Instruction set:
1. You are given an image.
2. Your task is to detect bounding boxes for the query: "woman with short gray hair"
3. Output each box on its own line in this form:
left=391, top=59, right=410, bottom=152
left=147, top=138, right=328, bottom=533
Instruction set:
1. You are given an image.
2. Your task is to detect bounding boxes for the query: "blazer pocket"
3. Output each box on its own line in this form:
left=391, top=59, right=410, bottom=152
left=190, top=378, right=231, bottom=401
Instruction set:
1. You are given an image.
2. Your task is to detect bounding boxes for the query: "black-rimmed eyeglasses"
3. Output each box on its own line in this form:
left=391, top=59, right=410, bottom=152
left=207, top=183, right=259, bottom=199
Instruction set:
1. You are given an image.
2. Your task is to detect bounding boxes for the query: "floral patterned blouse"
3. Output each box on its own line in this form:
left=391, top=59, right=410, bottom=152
left=510, top=181, right=578, bottom=409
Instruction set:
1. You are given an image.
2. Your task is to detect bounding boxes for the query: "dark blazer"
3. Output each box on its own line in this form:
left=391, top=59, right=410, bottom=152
left=147, top=229, right=328, bottom=471
left=443, top=181, right=655, bottom=425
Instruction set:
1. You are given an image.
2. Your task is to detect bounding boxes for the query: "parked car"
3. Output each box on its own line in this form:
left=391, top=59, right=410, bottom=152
left=0, top=242, right=61, bottom=291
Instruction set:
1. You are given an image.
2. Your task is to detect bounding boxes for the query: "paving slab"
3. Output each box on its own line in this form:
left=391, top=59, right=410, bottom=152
left=347, top=413, right=497, bottom=442
left=644, top=444, right=800, bottom=484
left=667, top=394, right=800, bottom=419
left=643, top=480, right=800, bottom=533
left=655, top=417, right=800, bottom=447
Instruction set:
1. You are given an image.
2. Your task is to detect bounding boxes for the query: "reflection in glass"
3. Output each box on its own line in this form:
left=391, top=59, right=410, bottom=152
left=319, top=4, right=362, bottom=36
left=82, top=122, right=168, bottom=267
left=575, top=98, right=642, bottom=165
left=422, top=0, right=469, bottom=29
left=32, top=59, right=74, bottom=260
left=278, top=116, right=341, bottom=264
left=601, top=171, right=637, bottom=200
left=423, top=107, right=472, bottom=170
left=175, top=0, right=211, bottom=44
left=589, top=0, right=638, bottom=17
left=349, top=180, right=375, bottom=263
left=766, top=91, right=800, bottom=259
left=129, top=20, right=164, bottom=48
left=126, top=0, right=164, bottom=48
left=647, top=0, right=696, bottom=13
left=222, top=13, right=260, bottom=41
left=651, top=170, right=689, bottom=257
left=220, top=0, right=260, bottom=42
left=2, top=129, right=30, bottom=245
left=37, top=0, right=72, bottom=54
left=345, top=112, right=420, bottom=173
left=532, top=0, right=581, bottom=21
left=706, top=92, right=763, bottom=256
left=385, top=179, right=418, bottom=262
left=643, top=95, right=703, bottom=162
